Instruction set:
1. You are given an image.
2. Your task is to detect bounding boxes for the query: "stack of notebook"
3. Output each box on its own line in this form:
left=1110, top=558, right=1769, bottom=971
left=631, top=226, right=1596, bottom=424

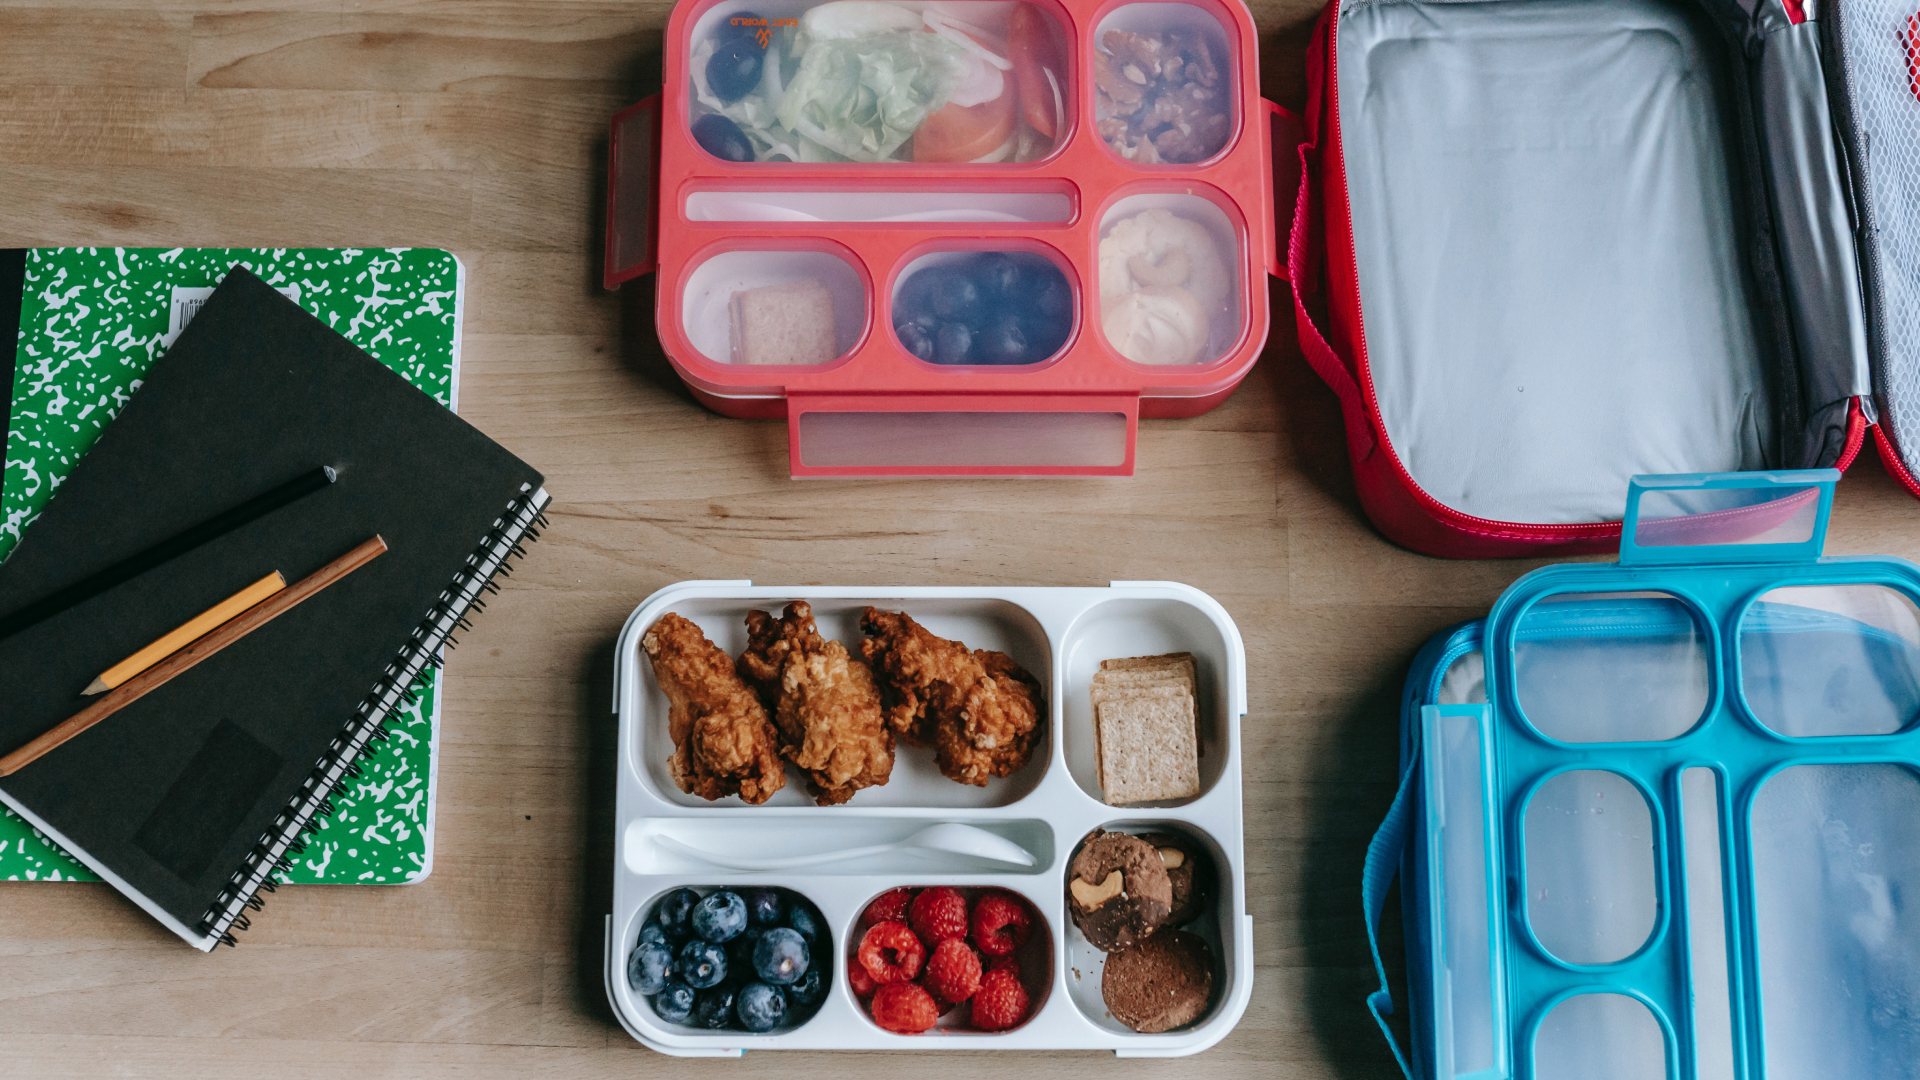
left=0, top=250, right=548, bottom=948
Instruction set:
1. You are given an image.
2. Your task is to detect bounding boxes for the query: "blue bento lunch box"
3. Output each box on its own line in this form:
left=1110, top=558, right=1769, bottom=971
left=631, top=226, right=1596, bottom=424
left=1363, top=469, right=1920, bottom=1080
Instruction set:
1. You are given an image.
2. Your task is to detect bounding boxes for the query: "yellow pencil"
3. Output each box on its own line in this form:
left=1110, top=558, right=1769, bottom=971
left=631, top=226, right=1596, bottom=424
left=82, top=571, right=287, bottom=695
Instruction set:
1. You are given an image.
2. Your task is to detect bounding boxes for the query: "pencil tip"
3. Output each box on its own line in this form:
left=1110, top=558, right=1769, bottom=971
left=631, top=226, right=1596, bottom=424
left=82, top=679, right=108, bottom=696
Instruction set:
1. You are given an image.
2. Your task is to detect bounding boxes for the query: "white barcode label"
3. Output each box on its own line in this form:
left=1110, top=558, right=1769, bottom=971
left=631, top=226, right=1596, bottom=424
left=161, top=283, right=301, bottom=348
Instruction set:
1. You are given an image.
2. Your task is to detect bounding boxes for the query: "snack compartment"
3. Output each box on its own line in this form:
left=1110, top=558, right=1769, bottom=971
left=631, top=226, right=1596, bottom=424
left=623, top=593, right=1053, bottom=809
left=1062, top=820, right=1233, bottom=1036
left=1519, top=769, right=1661, bottom=967
left=683, top=0, right=1073, bottom=166
left=1750, top=763, right=1920, bottom=1079
left=679, top=243, right=869, bottom=367
left=1090, top=1, right=1240, bottom=168
left=1509, top=591, right=1714, bottom=744
left=1095, top=189, right=1245, bottom=367
left=1737, top=583, right=1920, bottom=738
left=619, top=882, right=836, bottom=1037
left=843, top=883, right=1056, bottom=1034
left=888, top=243, right=1078, bottom=367
left=1058, top=594, right=1234, bottom=806
left=1529, top=992, right=1670, bottom=1080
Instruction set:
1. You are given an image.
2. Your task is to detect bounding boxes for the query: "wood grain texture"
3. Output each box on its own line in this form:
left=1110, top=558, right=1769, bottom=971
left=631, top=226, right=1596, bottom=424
left=5, top=2, right=1918, bottom=1078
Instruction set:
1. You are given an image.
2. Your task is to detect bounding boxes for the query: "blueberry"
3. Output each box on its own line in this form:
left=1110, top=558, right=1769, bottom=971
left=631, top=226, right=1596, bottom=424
left=653, top=888, right=700, bottom=939
left=693, top=890, right=749, bottom=942
left=691, top=114, right=755, bottom=163
left=707, top=37, right=764, bottom=103
left=970, top=252, right=1023, bottom=301
left=628, top=940, right=675, bottom=995
left=786, top=903, right=822, bottom=945
left=786, top=966, right=827, bottom=1009
left=736, top=981, right=788, bottom=1032
left=692, top=985, right=738, bottom=1030
left=975, top=314, right=1032, bottom=365
left=930, top=270, right=983, bottom=324
left=896, top=320, right=936, bottom=361
left=1033, top=273, right=1072, bottom=321
left=741, top=886, right=788, bottom=928
left=727, top=924, right=765, bottom=975
left=654, top=980, right=696, bottom=1025
left=639, top=922, right=668, bottom=947
left=752, top=927, right=810, bottom=985
left=679, top=939, right=729, bottom=989
left=935, top=322, right=973, bottom=365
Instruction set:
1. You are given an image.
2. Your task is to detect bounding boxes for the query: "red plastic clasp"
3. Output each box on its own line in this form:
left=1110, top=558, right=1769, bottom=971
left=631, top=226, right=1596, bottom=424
left=605, top=94, right=662, bottom=289
left=1264, top=100, right=1306, bottom=282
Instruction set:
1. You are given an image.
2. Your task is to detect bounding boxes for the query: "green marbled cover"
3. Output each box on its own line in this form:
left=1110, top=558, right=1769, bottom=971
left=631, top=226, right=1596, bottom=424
left=1, top=247, right=460, bottom=885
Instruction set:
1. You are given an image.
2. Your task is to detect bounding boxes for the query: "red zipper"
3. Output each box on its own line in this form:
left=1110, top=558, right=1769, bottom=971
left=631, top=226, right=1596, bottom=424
left=1874, top=420, right=1920, bottom=498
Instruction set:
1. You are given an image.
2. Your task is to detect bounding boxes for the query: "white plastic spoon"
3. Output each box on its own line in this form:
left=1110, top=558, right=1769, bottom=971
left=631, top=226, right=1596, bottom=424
left=651, top=822, right=1035, bottom=872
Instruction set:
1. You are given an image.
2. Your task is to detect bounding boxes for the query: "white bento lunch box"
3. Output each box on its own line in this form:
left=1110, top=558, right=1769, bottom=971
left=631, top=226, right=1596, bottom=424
left=602, top=580, right=1251, bottom=1055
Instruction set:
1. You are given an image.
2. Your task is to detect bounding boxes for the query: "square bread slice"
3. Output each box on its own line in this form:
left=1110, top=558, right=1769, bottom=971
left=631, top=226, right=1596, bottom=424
left=1096, top=690, right=1200, bottom=805
left=1100, top=652, right=1194, bottom=673
left=728, top=280, right=838, bottom=365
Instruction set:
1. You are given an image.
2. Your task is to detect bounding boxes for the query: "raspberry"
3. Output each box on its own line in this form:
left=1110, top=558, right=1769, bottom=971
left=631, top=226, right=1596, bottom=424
left=922, top=937, right=983, bottom=1004
left=971, top=891, right=1032, bottom=956
left=848, top=958, right=877, bottom=999
left=970, top=965, right=1030, bottom=1031
left=909, top=886, right=970, bottom=944
left=862, top=887, right=913, bottom=927
left=857, top=921, right=926, bottom=984
left=869, top=981, right=939, bottom=1034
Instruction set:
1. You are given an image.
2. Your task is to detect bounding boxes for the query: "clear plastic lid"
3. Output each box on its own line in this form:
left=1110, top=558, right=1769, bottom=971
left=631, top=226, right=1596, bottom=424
left=685, top=1, right=1070, bottom=165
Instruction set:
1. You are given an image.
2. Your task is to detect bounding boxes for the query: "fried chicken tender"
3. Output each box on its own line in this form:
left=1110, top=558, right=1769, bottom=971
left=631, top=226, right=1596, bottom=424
left=858, top=608, right=1046, bottom=787
left=642, top=613, right=786, bottom=804
left=738, top=602, right=894, bottom=806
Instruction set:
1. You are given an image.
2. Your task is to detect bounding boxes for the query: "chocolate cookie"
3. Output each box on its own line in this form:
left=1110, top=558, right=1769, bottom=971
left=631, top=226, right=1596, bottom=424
left=1101, top=929, right=1215, bottom=1033
left=1068, top=829, right=1172, bottom=951
left=1137, top=832, right=1209, bottom=925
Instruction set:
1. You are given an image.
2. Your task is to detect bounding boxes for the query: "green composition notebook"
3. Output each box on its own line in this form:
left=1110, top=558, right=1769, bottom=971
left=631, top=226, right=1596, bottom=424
left=0, top=247, right=461, bottom=886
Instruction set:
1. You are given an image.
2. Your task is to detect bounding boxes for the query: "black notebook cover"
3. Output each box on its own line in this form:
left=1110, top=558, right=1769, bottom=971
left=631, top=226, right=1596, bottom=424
left=0, top=268, right=546, bottom=948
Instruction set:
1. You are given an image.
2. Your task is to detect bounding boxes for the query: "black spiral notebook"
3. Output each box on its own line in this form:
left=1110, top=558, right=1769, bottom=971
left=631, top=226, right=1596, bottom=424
left=0, top=268, right=548, bottom=949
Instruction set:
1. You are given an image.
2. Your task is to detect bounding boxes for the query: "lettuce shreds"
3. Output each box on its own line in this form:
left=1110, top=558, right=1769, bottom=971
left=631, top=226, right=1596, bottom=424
left=775, top=32, right=965, bottom=161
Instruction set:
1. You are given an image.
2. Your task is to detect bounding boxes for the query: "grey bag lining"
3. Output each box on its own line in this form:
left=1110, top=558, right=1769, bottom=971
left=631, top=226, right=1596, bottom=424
left=1338, top=0, right=1868, bottom=524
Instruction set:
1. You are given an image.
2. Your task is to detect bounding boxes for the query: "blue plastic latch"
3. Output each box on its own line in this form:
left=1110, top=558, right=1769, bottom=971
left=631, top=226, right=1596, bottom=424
left=1619, top=470, right=1837, bottom=565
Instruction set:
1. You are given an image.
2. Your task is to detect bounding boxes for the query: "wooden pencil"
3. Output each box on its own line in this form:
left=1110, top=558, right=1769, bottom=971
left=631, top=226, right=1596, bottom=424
left=84, top=571, right=289, bottom=695
left=0, top=536, right=387, bottom=778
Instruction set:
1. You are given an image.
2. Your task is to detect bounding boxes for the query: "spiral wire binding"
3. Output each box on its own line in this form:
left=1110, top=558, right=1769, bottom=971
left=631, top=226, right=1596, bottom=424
left=196, top=485, right=552, bottom=945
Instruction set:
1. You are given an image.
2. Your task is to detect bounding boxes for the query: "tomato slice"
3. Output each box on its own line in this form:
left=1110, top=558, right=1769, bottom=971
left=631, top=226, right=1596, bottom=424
left=1008, top=3, right=1060, bottom=140
left=913, top=83, right=1019, bottom=162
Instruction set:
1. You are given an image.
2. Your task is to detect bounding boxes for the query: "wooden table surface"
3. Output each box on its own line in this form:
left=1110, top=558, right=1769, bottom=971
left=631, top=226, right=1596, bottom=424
left=5, top=3, right=1919, bottom=1077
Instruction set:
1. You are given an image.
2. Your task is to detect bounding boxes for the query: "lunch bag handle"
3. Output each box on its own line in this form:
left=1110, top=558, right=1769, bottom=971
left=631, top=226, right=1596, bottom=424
left=1363, top=746, right=1419, bottom=1079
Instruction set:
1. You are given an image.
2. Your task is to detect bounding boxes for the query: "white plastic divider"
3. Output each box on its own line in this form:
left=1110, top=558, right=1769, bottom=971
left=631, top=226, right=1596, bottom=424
left=606, top=581, right=1250, bottom=1055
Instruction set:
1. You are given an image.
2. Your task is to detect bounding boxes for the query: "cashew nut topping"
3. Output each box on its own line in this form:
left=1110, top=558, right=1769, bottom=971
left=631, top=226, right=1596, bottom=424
left=1097, top=207, right=1230, bottom=314
left=1071, top=870, right=1126, bottom=909
left=1157, top=846, right=1186, bottom=869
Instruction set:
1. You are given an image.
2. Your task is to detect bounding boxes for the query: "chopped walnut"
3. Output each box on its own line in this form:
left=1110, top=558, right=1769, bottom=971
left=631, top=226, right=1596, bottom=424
left=1093, top=50, right=1145, bottom=114
left=1095, top=28, right=1230, bottom=165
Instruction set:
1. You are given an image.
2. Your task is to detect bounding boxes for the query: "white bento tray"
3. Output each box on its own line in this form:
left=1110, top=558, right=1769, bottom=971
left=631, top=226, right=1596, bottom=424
left=603, top=580, right=1251, bottom=1056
